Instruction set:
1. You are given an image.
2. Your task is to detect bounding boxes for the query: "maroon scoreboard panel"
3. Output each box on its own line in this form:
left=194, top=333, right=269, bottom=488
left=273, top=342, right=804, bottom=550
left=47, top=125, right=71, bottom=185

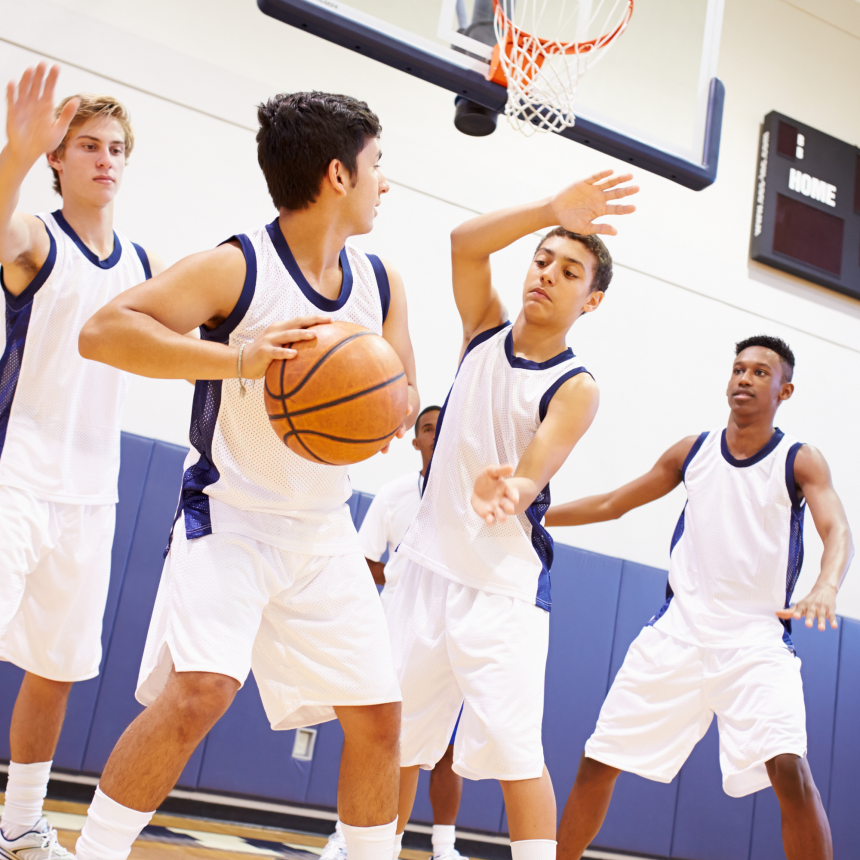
left=750, top=111, right=860, bottom=301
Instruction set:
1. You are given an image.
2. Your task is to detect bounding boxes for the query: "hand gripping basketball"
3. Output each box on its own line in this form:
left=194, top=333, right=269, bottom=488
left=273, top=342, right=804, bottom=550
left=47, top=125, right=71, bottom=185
left=264, top=320, right=409, bottom=466
left=240, top=315, right=331, bottom=379
left=549, top=170, right=639, bottom=237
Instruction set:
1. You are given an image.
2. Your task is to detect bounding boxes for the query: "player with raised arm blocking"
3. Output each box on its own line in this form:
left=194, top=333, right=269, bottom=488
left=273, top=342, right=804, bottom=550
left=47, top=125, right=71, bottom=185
left=548, top=336, right=853, bottom=860
left=387, top=171, right=638, bottom=860
left=0, top=64, right=162, bottom=860
left=75, top=92, right=419, bottom=860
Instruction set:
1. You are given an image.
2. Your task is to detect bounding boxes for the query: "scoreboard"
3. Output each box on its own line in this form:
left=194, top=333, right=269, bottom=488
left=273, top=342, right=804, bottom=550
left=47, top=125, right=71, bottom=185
left=750, top=111, right=860, bottom=301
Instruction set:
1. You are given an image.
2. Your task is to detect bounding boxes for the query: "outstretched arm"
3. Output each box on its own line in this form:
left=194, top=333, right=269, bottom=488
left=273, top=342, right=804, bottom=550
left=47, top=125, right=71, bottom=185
left=776, top=445, right=854, bottom=632
left=471, top=373, right=599, bottom=525
left=451, top=170, right=638, bottom=350
left=0, top=63, right=79, bottom=295
left=543, top=435, right=700, bottom=527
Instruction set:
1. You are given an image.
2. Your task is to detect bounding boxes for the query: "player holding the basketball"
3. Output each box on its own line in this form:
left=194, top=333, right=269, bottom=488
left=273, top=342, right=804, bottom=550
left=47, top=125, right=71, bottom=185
left=387, top=170, right=638, bottom=860
left=76, top=92, right=418, bottom=860
left=547, top=336, right=852, bottom=860
left=0, top=64, right=161, bottom=860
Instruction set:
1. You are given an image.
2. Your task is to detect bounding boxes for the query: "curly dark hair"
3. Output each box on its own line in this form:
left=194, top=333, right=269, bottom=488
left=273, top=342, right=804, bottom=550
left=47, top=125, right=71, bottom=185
left=735, top=335, right=795, bottom=382
left=256, top=92, right=382, bottom=211
left=535, top=227, right=613, bottom=293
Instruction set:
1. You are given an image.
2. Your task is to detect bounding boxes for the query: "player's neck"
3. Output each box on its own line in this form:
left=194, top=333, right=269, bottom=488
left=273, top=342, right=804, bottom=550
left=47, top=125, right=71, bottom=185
left=277, top=208, right=351, bottom=301
left=725, top=413, right=778, bottom=460
left=59, top=197, right=115, bottom=261
left=510, top=315, right=568, bottom=364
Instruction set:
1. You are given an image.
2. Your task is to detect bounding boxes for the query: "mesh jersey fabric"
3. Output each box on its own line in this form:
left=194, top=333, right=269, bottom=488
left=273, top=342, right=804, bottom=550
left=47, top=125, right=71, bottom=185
left=397, top=323, right=588, bottom=609
left=652, top=427, right=806, bottom=650
left=178, top=219, right=390, bottom=555
left=0, top=211, right=148, bottom=504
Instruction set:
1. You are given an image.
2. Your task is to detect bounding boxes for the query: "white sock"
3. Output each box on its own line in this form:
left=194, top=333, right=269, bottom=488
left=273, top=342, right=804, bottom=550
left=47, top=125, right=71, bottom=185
left=339, top=819, right=398, bottom=860
left=74, top=787, right=155, bottom=860
left=392, top=830, right=404, bottom=860
left=0, top=760, right=53, bottom=840
left=510, top=840, right=557, bottom=860
left=431, top=824, right=456, bottom=855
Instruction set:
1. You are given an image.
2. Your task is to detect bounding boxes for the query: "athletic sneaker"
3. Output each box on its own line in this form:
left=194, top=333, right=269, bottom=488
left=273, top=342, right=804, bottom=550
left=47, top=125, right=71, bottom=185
left=433, top=848, right=468, bottom=860
left=0, top=818, right=75, bottom=860
left=319, top=829, right=348, bottom=860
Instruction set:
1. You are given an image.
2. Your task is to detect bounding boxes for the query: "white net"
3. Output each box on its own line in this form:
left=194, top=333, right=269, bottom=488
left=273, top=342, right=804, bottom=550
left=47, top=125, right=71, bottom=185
left=492, top=0, right=634, bottom=135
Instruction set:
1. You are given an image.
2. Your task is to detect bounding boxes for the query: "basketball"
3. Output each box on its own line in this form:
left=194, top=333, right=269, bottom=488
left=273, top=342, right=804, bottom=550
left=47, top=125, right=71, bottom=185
left=264, top=321, right=409, bottom=465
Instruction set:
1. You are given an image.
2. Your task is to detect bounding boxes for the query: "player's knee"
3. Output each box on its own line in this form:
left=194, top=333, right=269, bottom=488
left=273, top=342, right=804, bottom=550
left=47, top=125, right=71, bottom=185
left=342, top=701, right=401, bottom=750
left=767, top=754, right=818, bottom=807
left=167, top=672, right=239, bottom=736
left=576, top=754, right=621, bottom=789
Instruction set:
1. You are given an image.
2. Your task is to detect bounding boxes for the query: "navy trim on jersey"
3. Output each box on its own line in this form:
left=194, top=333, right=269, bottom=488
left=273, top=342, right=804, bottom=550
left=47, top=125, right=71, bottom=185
left=681, top=431, right=709, bottom=480
left=0, top=224, right=57, bottom=459
left=505, top=329, right=573, bottom=370
left=366, top=254, right=390, bottom=323
left=132, top=243, right=152, bottom=279
left=53, top=210, right=122, bottom=269
left=203, top=234, right=257, bottom=343
left=720, top=427, right=784, bottom=467
left=780, top=441, right=807, bottom=654
left=461, top=321, right=511, bottom=365
left=647, top=592, right=674, bottom=627
left=538, top=367, right=589, bottom=422
left=526, top=482, right=554, bottom=611
left=785, top=441, right=805, bottom=511
left=669, top=503, right=687, bottom=555
left=266, top=219, right=353, bottom=311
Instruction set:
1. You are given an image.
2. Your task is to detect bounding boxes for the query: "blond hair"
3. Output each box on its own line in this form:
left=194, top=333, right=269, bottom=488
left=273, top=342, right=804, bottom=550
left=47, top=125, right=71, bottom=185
left=50, top=94, right=134, bottom=195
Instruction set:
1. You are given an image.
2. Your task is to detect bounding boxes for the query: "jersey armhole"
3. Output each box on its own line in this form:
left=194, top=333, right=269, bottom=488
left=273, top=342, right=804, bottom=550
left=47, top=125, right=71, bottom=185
left=681, top=431, right=709, bottom=481
left=366, top=254, right=391, bottom=324
left=1, top=216, right=57, bottom=311
left=202, top=234, right=257, bottom=343
left=538, top=367, right=591, bottom=422
left=132, top=243, right=152, bottom=279
left=785, top=441, right=805, bottom=511
left=460, top=321, right=512, bottom=367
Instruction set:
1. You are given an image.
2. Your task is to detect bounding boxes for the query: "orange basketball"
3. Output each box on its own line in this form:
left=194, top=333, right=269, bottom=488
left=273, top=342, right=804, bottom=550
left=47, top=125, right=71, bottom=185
left=264, top=321, right=408, bottom=465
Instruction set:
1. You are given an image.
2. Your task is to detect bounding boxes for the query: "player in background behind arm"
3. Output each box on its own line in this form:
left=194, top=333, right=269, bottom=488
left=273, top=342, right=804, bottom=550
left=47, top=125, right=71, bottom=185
left=0, top=64, right=162, bottom=860
left=388, top=171, right=638, bottom=860
left=548, top=337, right=852, bottom=860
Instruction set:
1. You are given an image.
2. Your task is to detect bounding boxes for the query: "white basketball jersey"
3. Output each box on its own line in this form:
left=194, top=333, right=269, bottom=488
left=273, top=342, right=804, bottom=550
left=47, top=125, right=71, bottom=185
left=0, top=211, right=149, bottom=504
left=177, top=219, right=391, bottom=556
left=652, top=428, right=806, bottom=650
left=398, top=323, right=589, bottom=609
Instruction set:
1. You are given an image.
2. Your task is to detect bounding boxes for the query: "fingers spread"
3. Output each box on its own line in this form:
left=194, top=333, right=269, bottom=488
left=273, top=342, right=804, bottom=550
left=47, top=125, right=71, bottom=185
left=587, top=169, right=615, bottom=184
left=606, top=204, right=637, bottom=216
left=591, top=223, right=619, bottom=237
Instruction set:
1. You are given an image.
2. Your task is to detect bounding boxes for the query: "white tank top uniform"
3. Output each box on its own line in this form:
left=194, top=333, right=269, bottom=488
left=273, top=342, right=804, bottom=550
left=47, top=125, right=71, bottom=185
left=137, top=220, right=402, bottom=728
left=0, top=211, right=149, bottom=682
left=585, top=427, right=809, bottom=798
left=388, top=322, right=590, bottom=781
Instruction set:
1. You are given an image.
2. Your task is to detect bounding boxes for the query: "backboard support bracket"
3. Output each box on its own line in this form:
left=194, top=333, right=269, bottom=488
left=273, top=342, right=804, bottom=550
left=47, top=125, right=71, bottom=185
left=258, top=0, right=723, bottom=191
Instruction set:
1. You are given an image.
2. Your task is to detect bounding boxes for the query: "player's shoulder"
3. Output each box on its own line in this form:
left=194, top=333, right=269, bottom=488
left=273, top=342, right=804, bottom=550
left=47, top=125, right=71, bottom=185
left=376, top=471, right=420, bottom=500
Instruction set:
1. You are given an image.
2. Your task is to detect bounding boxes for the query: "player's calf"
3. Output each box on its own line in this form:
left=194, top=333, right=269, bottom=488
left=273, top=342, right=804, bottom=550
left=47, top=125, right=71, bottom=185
left=557, top=756, right=621, bottom=860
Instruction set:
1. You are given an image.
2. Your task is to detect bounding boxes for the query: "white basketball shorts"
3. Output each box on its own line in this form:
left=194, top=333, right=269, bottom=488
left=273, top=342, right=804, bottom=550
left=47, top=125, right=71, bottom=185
left=585, top=625, right=807, bottom=797
left=137, top=519, right=401, bottom=730
left=387, top=559, right=549, bottom=781
left=0, top=485, right=115, bottom=682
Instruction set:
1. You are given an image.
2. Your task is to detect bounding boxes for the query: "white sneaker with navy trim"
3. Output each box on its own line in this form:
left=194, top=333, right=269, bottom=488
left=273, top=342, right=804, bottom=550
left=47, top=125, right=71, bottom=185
left=433, top=848, right=468, bottom=860
left=0, top=818, right=75, bottom=860
left=319, top=828, right=348, bottom=860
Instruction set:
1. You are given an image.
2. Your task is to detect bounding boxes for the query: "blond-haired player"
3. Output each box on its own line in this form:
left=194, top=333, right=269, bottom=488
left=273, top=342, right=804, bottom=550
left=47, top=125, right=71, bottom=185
left=0, top=64, right=162, bottom=859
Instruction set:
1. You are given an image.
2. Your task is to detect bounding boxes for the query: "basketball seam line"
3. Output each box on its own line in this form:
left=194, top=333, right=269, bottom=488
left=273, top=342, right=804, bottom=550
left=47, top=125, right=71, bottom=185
left=279, top=427, right=402, bottom=445
left=266, top=372, right=406, bottom=420
left=276, top=357, right=335, bottom=466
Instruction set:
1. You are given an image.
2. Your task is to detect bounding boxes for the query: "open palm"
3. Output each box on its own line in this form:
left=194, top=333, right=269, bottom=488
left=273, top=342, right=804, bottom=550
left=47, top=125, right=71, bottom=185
left=472, top=464, right=518, bottom=525
left=550, top=170, right=639, bottom=237
left=6, top=63, right=79, bottom=165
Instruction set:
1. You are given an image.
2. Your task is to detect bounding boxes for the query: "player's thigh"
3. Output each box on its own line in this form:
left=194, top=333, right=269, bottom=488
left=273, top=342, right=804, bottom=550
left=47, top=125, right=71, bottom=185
left=445, top=587, right=550, bottom=781
left=585, top=626, right=713, bottom=784
left=711, top=644, right=806, bottom=798
left=252, top=550, right=401, bottom=729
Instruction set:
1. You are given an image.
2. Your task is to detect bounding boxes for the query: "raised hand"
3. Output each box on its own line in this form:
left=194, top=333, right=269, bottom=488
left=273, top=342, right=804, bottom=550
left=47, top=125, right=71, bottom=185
left=549, top=170, right=639, bottom=237
left=471, top=464, right=519, bottom=525
left=5, top=63, right=79, bottom=166
left=775, top=583, right=839, bottom=632
left=240, top=315, right=331, bottom=379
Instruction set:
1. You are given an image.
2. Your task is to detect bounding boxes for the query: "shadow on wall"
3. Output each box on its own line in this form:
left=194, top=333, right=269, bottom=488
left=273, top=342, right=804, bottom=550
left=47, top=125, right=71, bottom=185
left=0, top=432, right=858, bottom=860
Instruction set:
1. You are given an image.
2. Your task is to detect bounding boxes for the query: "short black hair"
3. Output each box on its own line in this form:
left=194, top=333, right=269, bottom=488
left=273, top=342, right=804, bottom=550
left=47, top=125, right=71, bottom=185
left=414, top=405, right=441, bottom=436
left=256, top=92, right=382, bottom=211
left=535, top=228, right=613, bottom=293
left=735, top=335, right=795, bottom=382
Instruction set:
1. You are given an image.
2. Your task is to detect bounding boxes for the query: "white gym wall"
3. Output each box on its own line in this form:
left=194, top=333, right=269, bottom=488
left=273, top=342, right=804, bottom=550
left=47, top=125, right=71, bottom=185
left=2, top=0, right=859, bottom=617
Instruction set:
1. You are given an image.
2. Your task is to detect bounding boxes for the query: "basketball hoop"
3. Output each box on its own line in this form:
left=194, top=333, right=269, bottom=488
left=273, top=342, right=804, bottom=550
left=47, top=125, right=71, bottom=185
left=489, top=0, right=634, bottom=135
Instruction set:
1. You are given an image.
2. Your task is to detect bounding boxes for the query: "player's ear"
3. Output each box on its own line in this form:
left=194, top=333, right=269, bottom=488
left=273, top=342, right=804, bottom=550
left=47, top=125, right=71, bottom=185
left=412, top=437, right=419, bottom=451
left=580, top=289, right=604, bottom=315
left=779, top=381, right=794, bottom=402
left=326, top=158, right=349, bottom=197
left=46, top=150, right=62, bottom=171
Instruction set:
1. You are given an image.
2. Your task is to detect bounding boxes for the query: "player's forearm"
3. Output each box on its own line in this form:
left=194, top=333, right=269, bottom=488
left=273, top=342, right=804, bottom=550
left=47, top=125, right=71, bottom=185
left=544, top=494, right=620, bottom=526
left=816, top=522, right=855, bottom=592
left=79, top=306, right=238, bottom=380
left=405, top=384, right=420, bottom=432
left=451, top=197, right=555, bottom=261
left=0, top=146, right=35, bottom=261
